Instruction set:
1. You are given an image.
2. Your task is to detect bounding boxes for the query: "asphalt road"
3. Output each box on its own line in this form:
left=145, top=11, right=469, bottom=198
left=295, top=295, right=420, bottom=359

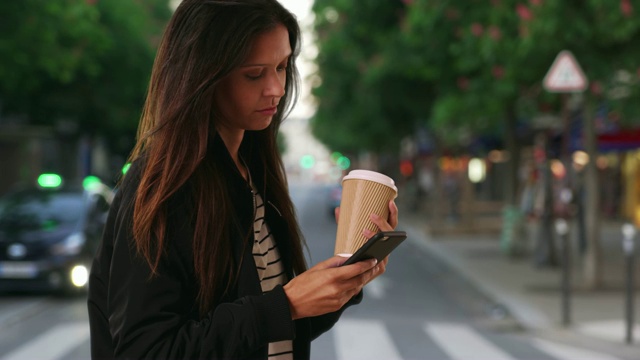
left=0, top=181, right=624, bottom=360
left=292, top=182, right=623, bottom=360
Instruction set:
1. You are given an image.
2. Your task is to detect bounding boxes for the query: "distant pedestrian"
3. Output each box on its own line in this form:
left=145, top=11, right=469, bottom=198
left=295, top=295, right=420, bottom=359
left=444, top=172, right=461, bottom=222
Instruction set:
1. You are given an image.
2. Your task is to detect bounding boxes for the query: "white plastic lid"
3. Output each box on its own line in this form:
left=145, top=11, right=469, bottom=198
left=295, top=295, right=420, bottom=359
left=342, top=169, right=398, bottom=193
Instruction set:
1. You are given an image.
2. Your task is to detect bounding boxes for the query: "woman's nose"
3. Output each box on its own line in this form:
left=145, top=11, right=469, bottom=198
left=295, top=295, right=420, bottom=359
left=264, top=71, right=286, bottom=98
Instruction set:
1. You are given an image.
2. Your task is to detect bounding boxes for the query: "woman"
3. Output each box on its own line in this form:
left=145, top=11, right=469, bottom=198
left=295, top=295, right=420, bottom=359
left=87, top=0, right=398, bottom=359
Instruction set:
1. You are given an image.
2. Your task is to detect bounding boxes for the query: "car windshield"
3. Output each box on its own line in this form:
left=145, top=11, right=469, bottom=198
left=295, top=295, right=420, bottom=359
left=0, top=190, right=85, bottom=228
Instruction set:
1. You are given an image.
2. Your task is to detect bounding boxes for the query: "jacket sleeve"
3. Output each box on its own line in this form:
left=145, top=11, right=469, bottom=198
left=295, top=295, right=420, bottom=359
left=104, top=184, right=294, bottom=359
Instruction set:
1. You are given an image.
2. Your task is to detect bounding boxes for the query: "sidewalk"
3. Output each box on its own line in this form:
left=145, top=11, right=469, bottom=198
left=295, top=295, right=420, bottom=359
left=399, top=203, right=640, bottom=359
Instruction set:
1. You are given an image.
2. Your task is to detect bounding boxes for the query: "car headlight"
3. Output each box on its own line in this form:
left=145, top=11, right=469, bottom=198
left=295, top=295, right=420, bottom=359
left=51, top=232, right=86, bottom=256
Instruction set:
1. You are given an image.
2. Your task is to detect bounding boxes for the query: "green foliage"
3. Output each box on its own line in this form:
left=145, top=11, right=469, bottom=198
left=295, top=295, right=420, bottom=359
left=0, top=0, right=172, bottom=148
left=0, top=0, right=108, bottom=95
left=310, top=0, right=419, bottom=155
left=311, top=0, right=640, bottom=154
left=402, top=0, right=640, bottom=132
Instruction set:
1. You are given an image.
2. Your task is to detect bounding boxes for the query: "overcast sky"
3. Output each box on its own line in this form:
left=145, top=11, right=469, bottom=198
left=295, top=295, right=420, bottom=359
left=279, top=0, right=316, bottom=118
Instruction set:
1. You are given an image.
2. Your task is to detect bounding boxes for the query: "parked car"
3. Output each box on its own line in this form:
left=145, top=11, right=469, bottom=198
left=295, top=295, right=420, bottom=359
left=0, top=174, right=114, bottom=294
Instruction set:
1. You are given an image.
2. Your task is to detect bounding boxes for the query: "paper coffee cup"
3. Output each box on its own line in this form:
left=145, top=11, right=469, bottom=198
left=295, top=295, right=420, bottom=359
left=334, top=169, right=398, bottom=255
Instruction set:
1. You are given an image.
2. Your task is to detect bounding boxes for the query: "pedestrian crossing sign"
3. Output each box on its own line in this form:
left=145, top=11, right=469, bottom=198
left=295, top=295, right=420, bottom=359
left=543, top=50, right=588, bottom=93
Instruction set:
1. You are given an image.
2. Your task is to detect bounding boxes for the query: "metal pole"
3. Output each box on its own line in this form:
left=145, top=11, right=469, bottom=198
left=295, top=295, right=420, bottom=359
left=583, top=99, right=601, bottom=289
left=622, top=223, right=636, bottom=344
left=556, top=218, right=570, bottom=326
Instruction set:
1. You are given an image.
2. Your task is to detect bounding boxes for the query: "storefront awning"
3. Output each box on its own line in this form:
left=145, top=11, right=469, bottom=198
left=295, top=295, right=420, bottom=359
left=599, top=129, right=640, bottom=152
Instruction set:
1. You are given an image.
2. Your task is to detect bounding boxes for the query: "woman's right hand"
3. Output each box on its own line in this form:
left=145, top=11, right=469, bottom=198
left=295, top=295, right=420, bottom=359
left=283, top=256, right=378, bottom=320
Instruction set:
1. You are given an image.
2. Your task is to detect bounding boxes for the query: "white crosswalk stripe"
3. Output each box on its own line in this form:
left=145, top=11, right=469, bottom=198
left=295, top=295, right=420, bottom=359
left=1, top=322, right=89, bottom=360
left=424, top=322, right=516, bottom=360
left=333, top=318, right=403, bottom=360
left=0, top=319, right=624, bottom=360
left=330, top=319, right=622, bottom=360
left=533, top=338, right=622, bottom=360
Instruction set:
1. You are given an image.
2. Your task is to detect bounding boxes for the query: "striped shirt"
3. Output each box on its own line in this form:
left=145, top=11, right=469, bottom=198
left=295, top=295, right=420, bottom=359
left=251, top=187, right=293, bottom=360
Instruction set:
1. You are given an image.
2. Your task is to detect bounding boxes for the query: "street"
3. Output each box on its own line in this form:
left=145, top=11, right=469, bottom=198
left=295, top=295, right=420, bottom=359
left=0, top=182, right=625, bottom=360
left=0, top=296, right=89, bottom=360
left=295, top=182, right=622, bottom=360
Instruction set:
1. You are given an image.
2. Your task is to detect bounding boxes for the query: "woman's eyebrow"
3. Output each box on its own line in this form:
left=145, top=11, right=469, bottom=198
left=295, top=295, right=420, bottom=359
left=240, top=54, right=291, bottom=68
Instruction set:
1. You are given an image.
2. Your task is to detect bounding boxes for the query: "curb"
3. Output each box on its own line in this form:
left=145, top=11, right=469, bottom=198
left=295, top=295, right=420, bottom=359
left=400, top=213, right=640, bottom=360
left=401, top=218, right=552, bottom=331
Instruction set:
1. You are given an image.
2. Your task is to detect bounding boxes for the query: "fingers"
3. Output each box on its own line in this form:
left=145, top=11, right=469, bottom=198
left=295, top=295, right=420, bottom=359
left=362, top=201, right=398, bottom=238
left=363, top=255, right=389, bottom=285
left=312, top=255, right=376, bottom=274
left=336, top=258, right=378, bottom=280
left=371, top=255, right=388, bottom=275
left=312, top=255, right=351, bottom=270
left=354, top=258, right=388, bottom=289
left=329, top=259, right=378, bottom=297
left=388, top=200, right=399, bottom=229
left=285, top=255, right=381, bottom=319
left=334, top=207, right=340, bottom=224
left=369, top=213, right=394, bottom=232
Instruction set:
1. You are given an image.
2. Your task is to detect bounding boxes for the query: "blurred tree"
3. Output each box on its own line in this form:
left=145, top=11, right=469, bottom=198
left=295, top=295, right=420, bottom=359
left=310, top=0, right=422, bottom=158
left=0, top=0, right=171, bottom=156
left=0, top=0, right=107, bottom=96
left=402, top=0, right=640, bottom=285
left=401, top=0, right=640, bottom=190
left=312, top=0, right=640, bottom=286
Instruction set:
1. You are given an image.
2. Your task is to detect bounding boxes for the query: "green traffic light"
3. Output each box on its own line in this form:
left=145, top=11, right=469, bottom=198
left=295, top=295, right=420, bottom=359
left=83, top=176, right=102, bottom=191
left=300, top=155, right=315, bottom=169
left=337, top=156, right=350, bottom=170
left=37, top=173, right=63, bottom=188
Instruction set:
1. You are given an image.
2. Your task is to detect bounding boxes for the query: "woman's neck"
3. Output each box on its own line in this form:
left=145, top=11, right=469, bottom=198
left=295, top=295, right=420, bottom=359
left=217, top=127, right=248, bottom=182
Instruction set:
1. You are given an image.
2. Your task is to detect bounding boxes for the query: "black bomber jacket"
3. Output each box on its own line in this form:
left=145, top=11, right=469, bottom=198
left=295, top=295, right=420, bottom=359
left=87, top=134, right=361, bottom=359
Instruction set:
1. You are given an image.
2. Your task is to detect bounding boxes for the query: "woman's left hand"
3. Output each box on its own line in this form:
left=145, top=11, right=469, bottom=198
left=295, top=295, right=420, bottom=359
left=335, top=200, right=399, bottom=285
left=334, top=200, right=399, bottom=231
left=363, top=199, right=398, bottom=236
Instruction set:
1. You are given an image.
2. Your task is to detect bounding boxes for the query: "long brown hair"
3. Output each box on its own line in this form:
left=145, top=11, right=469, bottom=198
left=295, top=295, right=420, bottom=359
left=127, top=0, right=306, bottom=314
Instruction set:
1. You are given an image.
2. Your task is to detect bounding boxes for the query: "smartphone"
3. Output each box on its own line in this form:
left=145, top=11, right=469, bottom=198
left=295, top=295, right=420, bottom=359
left=340, top=230, right=407, bottom=266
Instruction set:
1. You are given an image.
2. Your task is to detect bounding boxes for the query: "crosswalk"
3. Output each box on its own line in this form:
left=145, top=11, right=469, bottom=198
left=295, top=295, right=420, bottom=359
left=334, top=319, right=403, bottom=359
left=0, top=319, right=623, bottom=360
left=531, top=339, right=622, bottom=360
left=425, top=323, right=515, bottom=360
left=1, top=322, right=89, bottom=360
left=323, top=319, right=622, bottom=360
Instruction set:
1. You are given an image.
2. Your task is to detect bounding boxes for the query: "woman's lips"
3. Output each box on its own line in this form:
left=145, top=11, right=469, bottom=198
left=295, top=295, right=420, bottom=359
left=257, top=106, right=277, bottom=115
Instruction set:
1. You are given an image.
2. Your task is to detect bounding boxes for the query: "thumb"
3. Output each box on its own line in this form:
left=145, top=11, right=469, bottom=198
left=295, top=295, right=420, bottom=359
left=312, top=254, right=352, bottom=270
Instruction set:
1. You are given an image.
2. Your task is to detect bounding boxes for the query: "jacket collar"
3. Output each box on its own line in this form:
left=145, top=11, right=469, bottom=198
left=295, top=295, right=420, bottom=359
left=208, top=132, right=295, bottom=292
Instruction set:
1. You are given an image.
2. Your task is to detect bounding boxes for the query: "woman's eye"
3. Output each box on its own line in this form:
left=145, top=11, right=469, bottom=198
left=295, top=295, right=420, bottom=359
left=245, top=72, right=262, bottom=80
left=277, top=65, right=287, bottom=72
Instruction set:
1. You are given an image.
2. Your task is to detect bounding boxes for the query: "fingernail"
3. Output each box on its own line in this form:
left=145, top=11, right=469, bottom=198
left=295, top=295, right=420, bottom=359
left=370, top=259, right=378, bottom=266
left=371, top=213, right=380, bottom=220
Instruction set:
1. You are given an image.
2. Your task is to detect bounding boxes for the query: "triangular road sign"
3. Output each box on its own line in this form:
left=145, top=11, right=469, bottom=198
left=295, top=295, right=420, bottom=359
left=543, top=50, right=588, bottom=93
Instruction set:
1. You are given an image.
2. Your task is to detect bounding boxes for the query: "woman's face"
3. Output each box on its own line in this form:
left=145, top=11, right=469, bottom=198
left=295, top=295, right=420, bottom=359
left=214, top=24, right=291, bottom=133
